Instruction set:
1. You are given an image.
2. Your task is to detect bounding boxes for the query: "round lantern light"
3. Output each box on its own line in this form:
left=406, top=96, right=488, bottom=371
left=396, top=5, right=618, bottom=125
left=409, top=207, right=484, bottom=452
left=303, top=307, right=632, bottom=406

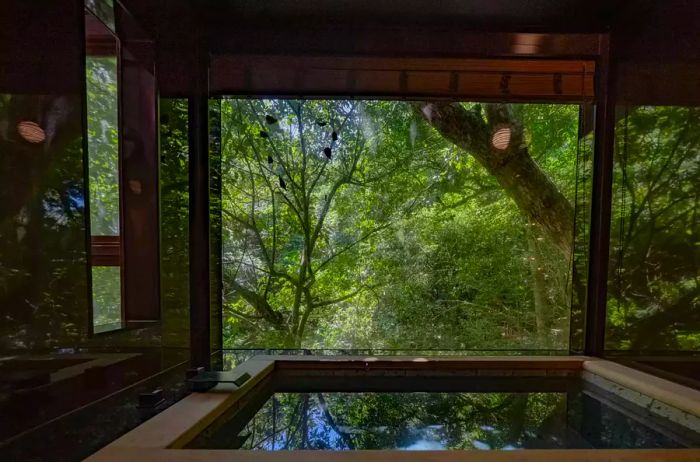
left=491, top=124, right=511, bottom=151
left=17, top=121, right=46, bottom=144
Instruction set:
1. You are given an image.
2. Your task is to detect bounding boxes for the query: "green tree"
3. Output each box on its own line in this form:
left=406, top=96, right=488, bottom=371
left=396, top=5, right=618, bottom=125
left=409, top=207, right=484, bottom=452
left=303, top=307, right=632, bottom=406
left=221, top=100, right=581, bottom=349
left=607, top=106, right=700, bottom=351
left=222, top=100, right=437, bottom=347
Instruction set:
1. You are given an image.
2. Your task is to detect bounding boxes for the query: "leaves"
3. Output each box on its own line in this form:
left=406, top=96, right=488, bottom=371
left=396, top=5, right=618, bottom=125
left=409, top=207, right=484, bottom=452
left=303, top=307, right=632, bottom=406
left=220, top=99, right=583, bottom=350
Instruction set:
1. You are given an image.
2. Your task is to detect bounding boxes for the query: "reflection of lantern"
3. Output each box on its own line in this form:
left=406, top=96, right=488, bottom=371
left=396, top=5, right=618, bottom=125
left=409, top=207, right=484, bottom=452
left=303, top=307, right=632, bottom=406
left=17, top=121, right=46, bottom=144
left=491, top=124, right=511, bottom=151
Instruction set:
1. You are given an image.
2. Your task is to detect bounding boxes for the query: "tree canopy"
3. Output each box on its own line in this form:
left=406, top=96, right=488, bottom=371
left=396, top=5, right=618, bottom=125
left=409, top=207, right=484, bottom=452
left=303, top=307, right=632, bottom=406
left=220, top=99, right=581, bottom=350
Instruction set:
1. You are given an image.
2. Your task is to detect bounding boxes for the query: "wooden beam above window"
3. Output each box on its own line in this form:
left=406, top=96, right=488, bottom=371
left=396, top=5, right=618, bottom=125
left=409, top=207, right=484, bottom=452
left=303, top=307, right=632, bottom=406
left=211, top=56, right=595, bottom=102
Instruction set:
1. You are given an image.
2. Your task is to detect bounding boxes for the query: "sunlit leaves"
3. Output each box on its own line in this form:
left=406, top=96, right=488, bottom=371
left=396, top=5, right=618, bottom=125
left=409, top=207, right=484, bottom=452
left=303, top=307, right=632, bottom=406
left=221, top=99, right=581, bottom=350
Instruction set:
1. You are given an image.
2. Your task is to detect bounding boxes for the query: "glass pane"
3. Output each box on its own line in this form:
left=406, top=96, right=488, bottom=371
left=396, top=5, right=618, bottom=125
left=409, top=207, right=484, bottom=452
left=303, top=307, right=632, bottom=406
left=86, top=54, right=120, bottom=236
left=220, top=99, right=583, bottom=351
left=210, top=99, right=224, bottom=353
left=160, top=98, right=190, bottom=346
left=85, top=0, right=115, bottom=31
left=0, top=92, right=89, bottom=349
left=92, top=266, right=122, bottom=332
left=86, top=9, right=122, bottom=334
left=607, top=106, right=700, bottom=352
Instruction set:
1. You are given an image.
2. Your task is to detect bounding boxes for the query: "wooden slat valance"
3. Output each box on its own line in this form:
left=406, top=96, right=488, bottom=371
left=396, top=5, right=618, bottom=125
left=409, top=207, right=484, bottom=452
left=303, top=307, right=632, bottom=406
left=211, top=56, right=595, bottom=102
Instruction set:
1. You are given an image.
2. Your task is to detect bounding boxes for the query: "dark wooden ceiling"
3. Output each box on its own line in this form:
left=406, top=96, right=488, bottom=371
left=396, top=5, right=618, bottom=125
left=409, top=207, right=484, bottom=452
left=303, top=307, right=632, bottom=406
left=212, top=0, right=625, bottom=30
left=116, top=0, right=700, bottom=103
left=123, top=0, right=629, bottom=37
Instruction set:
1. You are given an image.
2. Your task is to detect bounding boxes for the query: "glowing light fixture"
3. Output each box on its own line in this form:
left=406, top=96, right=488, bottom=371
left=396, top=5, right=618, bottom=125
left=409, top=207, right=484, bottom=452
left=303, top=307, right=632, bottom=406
left=17, top=121, right=46, bottom=144
left=491, top=124, right=511, bottom=151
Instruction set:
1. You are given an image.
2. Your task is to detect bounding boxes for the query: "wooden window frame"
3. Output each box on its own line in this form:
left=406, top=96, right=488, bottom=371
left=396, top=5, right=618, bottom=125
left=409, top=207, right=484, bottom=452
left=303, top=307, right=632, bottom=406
left=85, top=6, right=127, bottom=336
left=85, top=1, right=162, bottom=336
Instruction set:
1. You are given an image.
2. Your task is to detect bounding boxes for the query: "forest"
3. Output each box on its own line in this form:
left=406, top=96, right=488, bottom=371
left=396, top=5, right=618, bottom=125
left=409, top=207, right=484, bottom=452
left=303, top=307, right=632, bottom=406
left=69, top=54, right=700, bottom=351
left=219, top=99, right=583, bottom=350
left=606, top=106, right=700, bottom=351
left=1, top=67, right=698, bottom=352
left=79, top=69, right=700, bottom=352
left=217, top=99, right=699, bottom=352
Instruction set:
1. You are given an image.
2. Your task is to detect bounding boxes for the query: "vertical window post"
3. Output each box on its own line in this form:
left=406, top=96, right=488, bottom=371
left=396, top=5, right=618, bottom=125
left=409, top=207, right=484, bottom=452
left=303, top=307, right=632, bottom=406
left=585, top=35, right=616, bottom=356
left=189, top=30, right=211, bottom=369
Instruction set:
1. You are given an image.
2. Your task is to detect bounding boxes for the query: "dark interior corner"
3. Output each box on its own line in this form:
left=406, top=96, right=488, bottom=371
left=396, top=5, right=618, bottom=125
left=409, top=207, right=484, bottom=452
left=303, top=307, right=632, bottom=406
left=1, top=0, right=699, bottom=460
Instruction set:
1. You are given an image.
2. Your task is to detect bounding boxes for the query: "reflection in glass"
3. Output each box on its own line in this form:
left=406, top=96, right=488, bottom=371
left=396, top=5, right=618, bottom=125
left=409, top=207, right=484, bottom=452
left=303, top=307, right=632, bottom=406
left=607, top=106, right=700, bottom=351
left=86, top=55, right=120, bottom=236
left=221, top=99, right=583, bottom=350
left=160, top=98, right=190, bottom=346
left=0, top=93, right=88, bottom=349
left=85, top=8, right=122, bottom=334
left=92, top=266, right=122, bottom=333
left=85, top=0, right=115, bottom=31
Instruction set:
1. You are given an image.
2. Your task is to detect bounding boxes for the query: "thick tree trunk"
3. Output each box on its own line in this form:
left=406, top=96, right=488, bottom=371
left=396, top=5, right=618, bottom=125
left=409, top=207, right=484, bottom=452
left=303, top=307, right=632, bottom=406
left=413, top=102, right=574, bottom=257
left=228, top=279, right=286, bottom=331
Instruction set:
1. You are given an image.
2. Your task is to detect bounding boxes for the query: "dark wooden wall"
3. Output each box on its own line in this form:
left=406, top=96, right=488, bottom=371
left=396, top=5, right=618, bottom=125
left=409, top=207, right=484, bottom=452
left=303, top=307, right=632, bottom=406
left=613, top=0, right=700, bottom=105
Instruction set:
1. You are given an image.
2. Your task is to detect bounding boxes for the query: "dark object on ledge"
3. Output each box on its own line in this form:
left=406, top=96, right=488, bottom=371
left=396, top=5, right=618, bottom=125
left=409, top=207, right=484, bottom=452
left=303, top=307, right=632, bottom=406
left=187, top=371, right=252, bottom=392
left=138, top=388, right=165, bottom=409
left=186, top=367, right=205, bottom=380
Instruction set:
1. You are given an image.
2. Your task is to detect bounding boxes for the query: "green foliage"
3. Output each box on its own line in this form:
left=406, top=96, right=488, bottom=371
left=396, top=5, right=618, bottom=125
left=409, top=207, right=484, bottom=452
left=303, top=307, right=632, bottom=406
left=91, top=266, right=121, bottom=330
left=85, top=56, right=123, bottom=331
left=221, top=99, right=581, bottom=350
left=236, top=392, right=567, bottom=450
left=0, top=93, right=89, bottom=349
left=607, top=106, right=700, bottom=351
left=85, top=56, right=120, bottom=236
left=160, top=99, right=191, bottom=346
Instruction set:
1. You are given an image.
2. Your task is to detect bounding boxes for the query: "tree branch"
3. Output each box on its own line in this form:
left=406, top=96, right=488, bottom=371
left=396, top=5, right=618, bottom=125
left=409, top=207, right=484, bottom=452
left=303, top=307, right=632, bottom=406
left=412, top=101, right=575, bottom=256
left=228, top=279, right=286, bottom=331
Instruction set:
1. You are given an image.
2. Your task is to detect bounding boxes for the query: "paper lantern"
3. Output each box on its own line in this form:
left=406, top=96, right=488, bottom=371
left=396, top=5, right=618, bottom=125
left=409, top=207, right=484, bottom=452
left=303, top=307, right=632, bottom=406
left=17, top=121, right=46, bottom=144
left=491, top=125, right=511, bottom=151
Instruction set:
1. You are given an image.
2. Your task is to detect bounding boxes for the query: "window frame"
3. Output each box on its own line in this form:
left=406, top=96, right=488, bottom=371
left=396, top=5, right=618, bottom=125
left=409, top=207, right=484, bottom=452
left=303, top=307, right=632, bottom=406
left=84, top=5, right=126, bottom=336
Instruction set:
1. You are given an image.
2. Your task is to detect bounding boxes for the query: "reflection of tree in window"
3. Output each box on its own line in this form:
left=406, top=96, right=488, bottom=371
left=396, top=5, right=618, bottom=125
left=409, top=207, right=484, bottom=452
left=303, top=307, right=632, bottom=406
left=607, top=106, right=700, bottom=351
left=86, top=47, right=122, bottom=331
left=92, top=266, right=122, bottom=332
left=86, top=56, right=120, bottom=236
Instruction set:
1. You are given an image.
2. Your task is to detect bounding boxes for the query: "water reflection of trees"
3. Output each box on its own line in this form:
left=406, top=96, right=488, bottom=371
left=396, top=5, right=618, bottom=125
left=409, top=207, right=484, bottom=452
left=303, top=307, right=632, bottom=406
left=238, top=392, right=566, bottom=450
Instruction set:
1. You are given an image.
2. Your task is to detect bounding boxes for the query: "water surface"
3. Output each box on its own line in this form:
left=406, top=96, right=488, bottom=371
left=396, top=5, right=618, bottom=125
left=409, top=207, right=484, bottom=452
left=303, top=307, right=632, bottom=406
left=194, top=388, right=700, bottom=450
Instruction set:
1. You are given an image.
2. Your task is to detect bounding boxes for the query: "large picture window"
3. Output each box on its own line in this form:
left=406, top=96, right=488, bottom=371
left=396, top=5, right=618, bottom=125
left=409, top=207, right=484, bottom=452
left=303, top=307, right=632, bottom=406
left=220, top=99, right=587, bottom=351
